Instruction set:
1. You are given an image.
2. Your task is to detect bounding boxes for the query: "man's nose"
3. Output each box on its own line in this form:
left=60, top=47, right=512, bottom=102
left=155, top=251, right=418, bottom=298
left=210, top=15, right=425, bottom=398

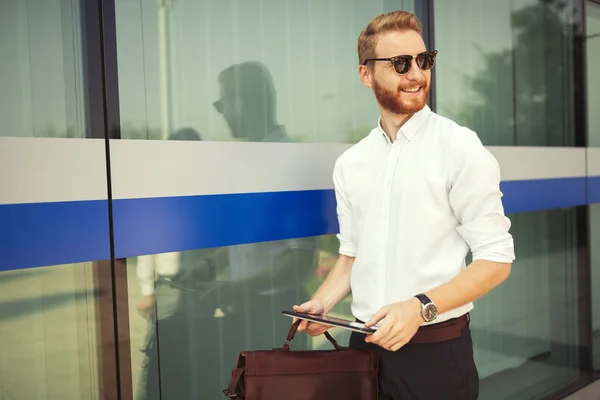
left=405, top=58, right=424, bottom=81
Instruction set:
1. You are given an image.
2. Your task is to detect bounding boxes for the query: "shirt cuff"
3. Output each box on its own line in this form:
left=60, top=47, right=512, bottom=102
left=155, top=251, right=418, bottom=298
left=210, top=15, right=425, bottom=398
left=472, top=248, right=515, bottom=264
left=140, top=281, right=156, bottom=296
left=337, top=234, right=356, bottom=257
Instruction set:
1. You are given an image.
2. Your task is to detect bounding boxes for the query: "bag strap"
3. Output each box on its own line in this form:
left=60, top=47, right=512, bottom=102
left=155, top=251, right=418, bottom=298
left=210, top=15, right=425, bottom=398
left=222, top=367, right=244, bottom=398
left=282, top=319, right=342, bottom=351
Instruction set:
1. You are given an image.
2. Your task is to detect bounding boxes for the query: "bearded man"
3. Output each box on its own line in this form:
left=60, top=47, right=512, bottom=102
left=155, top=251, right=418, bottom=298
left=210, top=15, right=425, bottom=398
left=294, top=10, right=515, bottom=400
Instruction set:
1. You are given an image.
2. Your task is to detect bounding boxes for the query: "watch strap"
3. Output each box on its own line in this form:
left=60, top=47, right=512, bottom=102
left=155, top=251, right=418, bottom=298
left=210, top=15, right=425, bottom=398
left=415, top=293, right=432, bottom=305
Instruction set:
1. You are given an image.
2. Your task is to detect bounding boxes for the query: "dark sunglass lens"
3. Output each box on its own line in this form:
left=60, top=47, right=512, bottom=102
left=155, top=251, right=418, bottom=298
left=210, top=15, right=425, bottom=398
left=393, top=58, right=410, bottom=74
left=417, top=53, right=435, bottom=70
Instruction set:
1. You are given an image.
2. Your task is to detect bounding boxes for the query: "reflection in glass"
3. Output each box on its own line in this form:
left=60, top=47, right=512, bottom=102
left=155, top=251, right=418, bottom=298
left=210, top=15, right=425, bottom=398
left=0, top=265, right=100, bottom=399
left=435, top=0, right=576, bottom=146
left=131, top=236, right=326, bottom=399
left=115, top=0, right=415, bottom=143
left=474, top=209, right=582, bottom=399
left=587, top=0, right=600, bottom=147
left=588, top=1, right=600, bottom=371
left=592, top=205, right=600, bottom=371
left=0, top=0, right=85, bottom=138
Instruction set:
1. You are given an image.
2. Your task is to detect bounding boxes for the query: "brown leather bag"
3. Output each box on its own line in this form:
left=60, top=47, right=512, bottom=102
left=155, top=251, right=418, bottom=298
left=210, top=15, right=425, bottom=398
left=222, top=319, right=379, bottom=399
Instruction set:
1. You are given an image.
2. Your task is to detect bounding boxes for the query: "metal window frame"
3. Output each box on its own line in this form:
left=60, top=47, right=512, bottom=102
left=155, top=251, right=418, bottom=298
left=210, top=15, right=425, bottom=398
left=415, top=0, right=436, bottom=112
left=80, top=0, right=130, bottom=398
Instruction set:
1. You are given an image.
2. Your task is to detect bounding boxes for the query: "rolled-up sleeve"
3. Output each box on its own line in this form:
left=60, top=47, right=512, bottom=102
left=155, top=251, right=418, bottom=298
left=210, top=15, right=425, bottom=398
left=333, top=159, right=356, bottom=257
left=137, top=254, right=156, bottom=296
left=449, top=133, right=515, bottom=263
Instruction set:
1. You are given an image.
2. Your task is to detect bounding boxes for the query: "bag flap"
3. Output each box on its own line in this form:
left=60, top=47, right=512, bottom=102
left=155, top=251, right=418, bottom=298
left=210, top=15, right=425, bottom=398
left=243, top=349, right=378, bottom=376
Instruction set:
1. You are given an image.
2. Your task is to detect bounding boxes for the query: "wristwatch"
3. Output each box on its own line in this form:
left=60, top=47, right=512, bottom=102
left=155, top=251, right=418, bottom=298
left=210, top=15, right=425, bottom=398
left=414, top=294, right=438, bottom=323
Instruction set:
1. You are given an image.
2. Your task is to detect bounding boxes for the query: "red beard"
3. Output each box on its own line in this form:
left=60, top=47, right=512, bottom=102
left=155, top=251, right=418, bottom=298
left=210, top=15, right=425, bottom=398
left=372, top=78, right=430, bottom=115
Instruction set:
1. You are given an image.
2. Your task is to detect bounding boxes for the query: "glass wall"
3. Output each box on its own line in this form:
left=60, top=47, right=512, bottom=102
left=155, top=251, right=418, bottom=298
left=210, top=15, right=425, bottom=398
left=435, top=0, right=576, bottom=147
left=0, top=1, right=107, bottom=399
left=2, top=0, right=599, bottom=398
left=0, top=0, right=86, bottom=139
left=115, top=0, right=413, bottom=143
left=436, top=0, right=586, bottom=399
left=114, top=1, right=414, bottom=398
left=587, top=0, right=600, bottom=371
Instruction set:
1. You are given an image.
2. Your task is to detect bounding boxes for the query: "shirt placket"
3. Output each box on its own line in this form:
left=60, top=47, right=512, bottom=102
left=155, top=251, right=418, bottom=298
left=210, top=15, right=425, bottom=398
left=379, top=135, right=404, bottom=305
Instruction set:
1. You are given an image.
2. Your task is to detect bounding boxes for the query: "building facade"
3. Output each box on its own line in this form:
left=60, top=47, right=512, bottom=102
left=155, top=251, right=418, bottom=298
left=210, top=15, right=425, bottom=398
left=1, top=0, right=599, bottom=399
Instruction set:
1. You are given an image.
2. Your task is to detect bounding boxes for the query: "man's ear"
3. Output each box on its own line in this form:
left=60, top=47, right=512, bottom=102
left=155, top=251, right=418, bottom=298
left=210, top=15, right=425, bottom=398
left=359, top=64, right=374, bottom=89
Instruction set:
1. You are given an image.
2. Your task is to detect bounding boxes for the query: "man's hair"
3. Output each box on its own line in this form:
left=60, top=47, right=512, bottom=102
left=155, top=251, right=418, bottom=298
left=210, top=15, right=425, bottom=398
left=218, top=61, right=276, bottom=122
left=357, top=10, right=422, bottom=65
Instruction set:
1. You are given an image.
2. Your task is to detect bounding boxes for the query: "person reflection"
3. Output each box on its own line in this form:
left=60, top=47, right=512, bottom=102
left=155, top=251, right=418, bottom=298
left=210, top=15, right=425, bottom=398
left=213, top=60, right=318, bottom=339
left=139, top=62, right=319, bottom=400
left=135, top=126, right=206, bottom=400
left=212, top=60, right=318, bottom=373
left=214, top=61, right=288, bottom=142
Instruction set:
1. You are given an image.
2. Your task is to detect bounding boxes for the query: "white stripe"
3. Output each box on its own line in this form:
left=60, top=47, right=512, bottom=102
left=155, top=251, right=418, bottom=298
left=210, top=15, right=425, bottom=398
left=109, top=140, right=351, bottom=199
left=488, top=146, right=586, bottom=181
left=0, top=138, right=591, bottom=203
left=0, top=138, right=107, bottom=205
left=111, top=143, right=587, bottom=198
left=588, top=148, right=600, bottom=177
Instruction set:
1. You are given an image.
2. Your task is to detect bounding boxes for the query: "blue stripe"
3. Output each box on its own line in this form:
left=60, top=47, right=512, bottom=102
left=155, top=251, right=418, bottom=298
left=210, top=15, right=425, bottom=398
left=0, top=200, right=110, bottom=271
left=1, top=177, right=599, bottom=271
left=112, top=190, right=339, bottom=259
left=500, top=177, right=588, bottom=213
left=589, top=176, right=600, bottom=204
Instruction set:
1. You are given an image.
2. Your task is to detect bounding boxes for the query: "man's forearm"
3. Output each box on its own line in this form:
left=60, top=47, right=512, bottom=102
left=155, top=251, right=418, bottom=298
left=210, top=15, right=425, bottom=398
left=312, top=255, right=354, bottom=313
left=424, top=259, right=511, bottom=314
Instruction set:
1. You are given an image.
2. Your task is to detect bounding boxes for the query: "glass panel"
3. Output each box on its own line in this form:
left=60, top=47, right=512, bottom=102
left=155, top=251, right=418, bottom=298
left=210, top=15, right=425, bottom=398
left=115, top=0, right=414, bottom=143
left=128, top=236, right=355, bottom=399
left=434, top=0, right=576, bottom=146
left=588, top=1, right=600, bottom=148
left=592, top=205, right=600, bottom=370
left=0, top=264, right=100, bottom=399
left=587, top=0, right=600, bottom=371
left=116, top=1, right=416, bottom=398
left=0, top=1, right=108, bottom=398
left=473, top=208, right=583, bottom=399
left=0, top=0, right=85, bottom=138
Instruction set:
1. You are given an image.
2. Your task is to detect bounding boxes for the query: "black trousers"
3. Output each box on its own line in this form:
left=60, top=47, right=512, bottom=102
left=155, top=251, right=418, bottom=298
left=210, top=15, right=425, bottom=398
left=349, top=320, right=479, bottom=400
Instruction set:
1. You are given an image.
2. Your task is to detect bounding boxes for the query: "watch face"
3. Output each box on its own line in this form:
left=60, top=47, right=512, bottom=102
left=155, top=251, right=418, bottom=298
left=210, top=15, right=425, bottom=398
left=423, top=303, right=438, bottom=321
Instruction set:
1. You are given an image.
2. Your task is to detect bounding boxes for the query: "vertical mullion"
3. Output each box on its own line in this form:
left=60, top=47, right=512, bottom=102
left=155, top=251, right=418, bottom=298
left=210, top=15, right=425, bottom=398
left=98, top=0, right=133, bottom=399
left=79, top=0, right=130, bottom=398
left=416, top=0, right=436, bottom=112
left=575, top=0, right=594, bottom=380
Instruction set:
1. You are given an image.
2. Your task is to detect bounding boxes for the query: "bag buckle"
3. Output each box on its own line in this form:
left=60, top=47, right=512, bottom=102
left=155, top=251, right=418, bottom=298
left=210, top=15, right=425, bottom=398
left=222, top=389, right=239, bottom=398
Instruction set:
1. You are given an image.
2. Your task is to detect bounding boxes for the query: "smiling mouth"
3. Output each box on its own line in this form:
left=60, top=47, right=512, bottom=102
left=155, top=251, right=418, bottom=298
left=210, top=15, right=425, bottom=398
left=401, top=86, right=422, bottom=93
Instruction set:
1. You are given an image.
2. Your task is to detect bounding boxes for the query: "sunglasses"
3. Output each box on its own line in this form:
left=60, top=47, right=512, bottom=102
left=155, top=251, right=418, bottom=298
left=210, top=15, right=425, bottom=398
left=362, top=50, right=438, bottom=75
left=213, top=98, right=225, bottom=114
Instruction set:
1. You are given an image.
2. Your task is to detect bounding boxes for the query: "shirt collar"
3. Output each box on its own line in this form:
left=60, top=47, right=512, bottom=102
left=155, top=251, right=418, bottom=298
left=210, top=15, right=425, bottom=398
left=378, top=104, right=432, bottom=143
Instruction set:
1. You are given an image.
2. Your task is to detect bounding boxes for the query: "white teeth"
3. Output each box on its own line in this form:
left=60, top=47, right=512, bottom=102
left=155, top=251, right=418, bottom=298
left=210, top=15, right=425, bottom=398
left=402, top=87, right=421, bottom=93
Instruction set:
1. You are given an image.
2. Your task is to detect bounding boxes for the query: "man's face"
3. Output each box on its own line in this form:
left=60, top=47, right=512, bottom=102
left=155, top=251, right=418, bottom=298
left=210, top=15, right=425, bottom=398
left=215, top=85, right=243, bottom=138
left=361, top=30, right=431, bottom=115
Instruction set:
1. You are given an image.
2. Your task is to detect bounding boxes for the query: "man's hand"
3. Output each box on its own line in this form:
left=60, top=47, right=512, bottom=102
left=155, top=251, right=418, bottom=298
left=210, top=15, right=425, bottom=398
left=364, top=298, right=424, bottom=351
left=137, top=294, right=155, bottom=319
left=293, top=300, right=330, bottom=336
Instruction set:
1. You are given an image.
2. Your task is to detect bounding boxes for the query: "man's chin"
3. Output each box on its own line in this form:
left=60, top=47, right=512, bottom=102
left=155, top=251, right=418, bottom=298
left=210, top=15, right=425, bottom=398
left=400, top=99, right=427, bottom=114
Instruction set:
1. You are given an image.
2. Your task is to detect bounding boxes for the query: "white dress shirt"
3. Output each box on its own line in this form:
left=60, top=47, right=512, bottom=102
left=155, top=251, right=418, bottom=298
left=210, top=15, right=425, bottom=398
left=137, top=252, right=180, bottom=296
left=333, top=105, right=515, bottom=325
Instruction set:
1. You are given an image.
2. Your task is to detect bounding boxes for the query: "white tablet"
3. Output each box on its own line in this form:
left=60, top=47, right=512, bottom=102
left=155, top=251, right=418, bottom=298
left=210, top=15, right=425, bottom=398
left=282, top=310, right=378, bottom=334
